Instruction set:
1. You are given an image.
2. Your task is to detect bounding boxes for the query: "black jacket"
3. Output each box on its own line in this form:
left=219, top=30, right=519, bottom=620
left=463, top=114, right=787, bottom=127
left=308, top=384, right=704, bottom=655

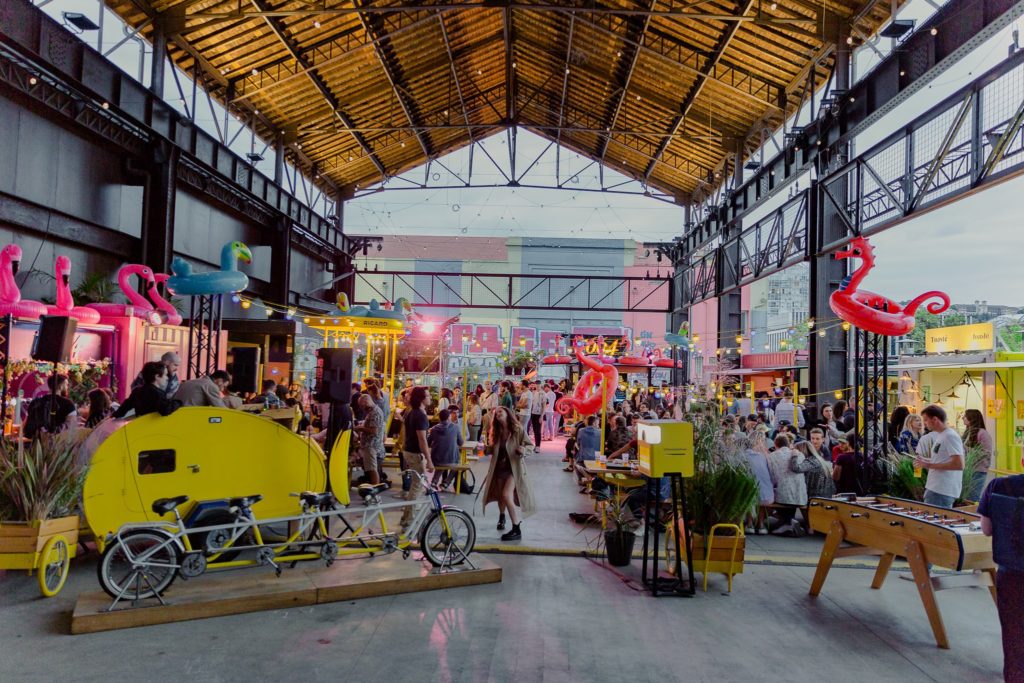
left=113, top=384, right=180, bottom=419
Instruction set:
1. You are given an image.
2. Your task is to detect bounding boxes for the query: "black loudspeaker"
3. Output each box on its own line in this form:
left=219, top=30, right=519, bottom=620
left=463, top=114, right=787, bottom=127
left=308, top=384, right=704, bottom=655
left=229, top=347, right=261, bottom=394
left=32, top=316, right=77, bottom=363
left=315, top=348, right=353, bottom=403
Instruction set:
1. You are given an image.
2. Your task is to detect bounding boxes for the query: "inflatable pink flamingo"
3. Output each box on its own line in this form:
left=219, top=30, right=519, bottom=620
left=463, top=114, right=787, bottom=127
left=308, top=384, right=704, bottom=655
left=86, top=264, right=162, bottom=324
left=0, top=244, right=47, bottom=319
left=46, top=256, right=101, bottom=324
left=148, top=274, right=183, bottom=326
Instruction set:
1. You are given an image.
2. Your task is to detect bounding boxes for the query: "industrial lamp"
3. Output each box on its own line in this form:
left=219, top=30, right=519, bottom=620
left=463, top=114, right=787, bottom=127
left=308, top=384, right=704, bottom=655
left=62, top=12, right=100, bottom=32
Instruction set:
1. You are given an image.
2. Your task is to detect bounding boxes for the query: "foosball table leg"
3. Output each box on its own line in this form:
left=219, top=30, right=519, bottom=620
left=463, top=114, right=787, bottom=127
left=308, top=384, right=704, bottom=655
left=809, top=520, right=845, bottom=597
left=983, top=568, right=998, bottom=604
left=905, top=540, right=949, bottom=649
left=871, top=552, right=896, bottom=590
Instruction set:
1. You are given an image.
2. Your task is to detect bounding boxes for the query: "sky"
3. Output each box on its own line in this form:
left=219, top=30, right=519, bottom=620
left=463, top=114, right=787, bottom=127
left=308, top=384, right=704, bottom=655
left=43, top=0, right=1024, bottom=304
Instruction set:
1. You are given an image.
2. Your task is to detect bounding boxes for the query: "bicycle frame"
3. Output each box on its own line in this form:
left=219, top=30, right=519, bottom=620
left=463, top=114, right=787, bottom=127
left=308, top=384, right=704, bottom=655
left=102, top=473, right=465, bottom=609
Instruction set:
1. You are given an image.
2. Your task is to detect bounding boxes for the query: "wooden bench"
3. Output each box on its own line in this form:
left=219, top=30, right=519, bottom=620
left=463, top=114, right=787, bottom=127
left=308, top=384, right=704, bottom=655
left=432, top=464, right=473, bottom=494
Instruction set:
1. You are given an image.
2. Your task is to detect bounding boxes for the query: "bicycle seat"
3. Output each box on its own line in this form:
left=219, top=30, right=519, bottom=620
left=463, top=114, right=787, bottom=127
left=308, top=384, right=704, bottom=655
left=358, top=483, right=389, bottom=497
left=152, top=495, right=189, bottom=515
left=299, top=491, right=336, bottom=509
left=229, top=494, right=263, bottom=509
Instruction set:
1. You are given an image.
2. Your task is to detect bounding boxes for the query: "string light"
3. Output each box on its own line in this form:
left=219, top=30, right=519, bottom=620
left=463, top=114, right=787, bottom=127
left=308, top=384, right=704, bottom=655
left=240, top=300, right=251, bottom=309
left=841, top=321, right=851, bottom=331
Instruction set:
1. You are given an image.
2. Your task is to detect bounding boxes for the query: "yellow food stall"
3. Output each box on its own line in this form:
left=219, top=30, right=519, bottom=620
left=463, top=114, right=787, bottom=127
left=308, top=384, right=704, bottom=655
left=894, top=322, right=1024, bottom=473
left=302, top=312, right=406, bottom=400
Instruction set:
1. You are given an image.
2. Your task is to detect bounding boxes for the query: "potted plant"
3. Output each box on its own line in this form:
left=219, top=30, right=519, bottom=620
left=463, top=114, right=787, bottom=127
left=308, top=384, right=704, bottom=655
left=603, top=493, right=642, bottom=567
left=0, top=432, right=88, bottom=596
left=683, top=412, right=759, bottom=590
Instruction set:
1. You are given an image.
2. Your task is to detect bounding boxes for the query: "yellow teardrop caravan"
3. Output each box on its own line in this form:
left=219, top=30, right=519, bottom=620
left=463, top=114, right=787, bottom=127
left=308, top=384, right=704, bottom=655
left=83, top=407, right=330, bottom=545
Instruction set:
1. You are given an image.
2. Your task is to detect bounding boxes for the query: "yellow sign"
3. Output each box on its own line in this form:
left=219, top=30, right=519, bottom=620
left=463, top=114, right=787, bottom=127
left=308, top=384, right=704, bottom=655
left=924, top=323, right=994, bottom=353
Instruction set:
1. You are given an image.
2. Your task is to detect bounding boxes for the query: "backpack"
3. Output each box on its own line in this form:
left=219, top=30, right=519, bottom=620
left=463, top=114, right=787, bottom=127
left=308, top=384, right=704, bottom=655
left=459, top=469, right=476, bottom=495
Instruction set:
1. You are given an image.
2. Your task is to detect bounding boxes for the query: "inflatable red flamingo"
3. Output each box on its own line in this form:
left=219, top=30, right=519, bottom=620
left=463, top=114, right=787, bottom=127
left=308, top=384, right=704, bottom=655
left=651, top=347, right=683, bottom=368
left=86, top=264, right=163, bottom=324
left=829, top=236, right=949, bottom=337
left=0, top=244, right=47, bottom=319
left=618, top=336, right=651, bottom=366
left=555, top=336, right=619, bottom=416
left=46, top=256, right=101, bottom=324
left=148, top=274, right=183, bottom=326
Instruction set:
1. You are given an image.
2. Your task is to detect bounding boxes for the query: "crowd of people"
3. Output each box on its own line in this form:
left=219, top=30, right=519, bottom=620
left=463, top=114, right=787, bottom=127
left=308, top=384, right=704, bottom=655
left=21, top=351, right=312, bottom=439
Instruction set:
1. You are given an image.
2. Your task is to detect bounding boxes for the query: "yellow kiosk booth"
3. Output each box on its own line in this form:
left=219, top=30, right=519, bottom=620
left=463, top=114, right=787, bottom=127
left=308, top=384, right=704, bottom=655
left=303, top=310, right=406, bottom=400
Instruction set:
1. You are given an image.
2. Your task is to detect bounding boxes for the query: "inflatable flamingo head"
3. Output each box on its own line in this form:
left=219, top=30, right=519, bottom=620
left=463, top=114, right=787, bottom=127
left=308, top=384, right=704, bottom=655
left=834, top=236, right=873, bottom=263
left=55, top=255, right=71, bottom=286
left=153, top=273, right=169, bottom=285
left=3, top=244, right=23, bottom=274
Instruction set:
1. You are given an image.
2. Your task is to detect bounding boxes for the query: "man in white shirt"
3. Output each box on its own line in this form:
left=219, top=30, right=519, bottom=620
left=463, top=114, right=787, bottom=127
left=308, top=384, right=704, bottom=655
left=542, top=384, right=558, bottom=440
left=914, top=404, right=965, bottom=508
left=527, top=381, right=544, bottom=448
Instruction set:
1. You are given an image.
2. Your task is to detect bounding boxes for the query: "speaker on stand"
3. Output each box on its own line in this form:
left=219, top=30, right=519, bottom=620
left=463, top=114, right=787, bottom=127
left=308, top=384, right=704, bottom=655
left=316, top=348, right=354, bottom=457
left=32, top=316, right=77, bottom=364
left=229, top=346, right=261, bottom=395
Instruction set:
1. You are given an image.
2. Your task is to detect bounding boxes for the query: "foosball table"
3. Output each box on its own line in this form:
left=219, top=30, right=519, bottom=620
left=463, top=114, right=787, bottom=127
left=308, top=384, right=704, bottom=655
left=807, top=496, right=995, bottom=649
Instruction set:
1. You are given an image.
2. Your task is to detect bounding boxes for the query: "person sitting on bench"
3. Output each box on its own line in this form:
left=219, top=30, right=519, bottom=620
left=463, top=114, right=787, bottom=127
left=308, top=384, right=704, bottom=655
left=429, top=409, right=463, bottom=489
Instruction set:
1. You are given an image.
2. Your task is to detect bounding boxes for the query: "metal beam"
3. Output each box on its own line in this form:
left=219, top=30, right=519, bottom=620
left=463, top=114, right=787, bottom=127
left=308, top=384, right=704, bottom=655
left=247, top=0, right=387, bottom=176
left=439, top=14, right=475, bottom=146
left=504, top=5, right=514, bottom=124
left=683, top=0, right=1024, bottom=255
left=597, top=1, right=655, bottom=162
left=644, top=0, right=757, bottom=182
left=554, top=14, right=575, bottom=181
left=356, top=2, right=433, bottom=158
left=353, top=269, right=673, bottom=313
left=182, top=2, right=821, bottom=24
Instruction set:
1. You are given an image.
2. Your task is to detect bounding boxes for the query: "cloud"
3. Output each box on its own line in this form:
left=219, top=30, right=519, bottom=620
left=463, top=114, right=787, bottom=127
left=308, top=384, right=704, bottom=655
left=868, top=176, right=1024, bottom=305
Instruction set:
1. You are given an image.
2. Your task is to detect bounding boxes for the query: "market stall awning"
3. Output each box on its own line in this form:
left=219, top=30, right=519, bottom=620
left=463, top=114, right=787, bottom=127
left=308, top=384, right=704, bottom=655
left=890, top=360, right=1024, bottom=372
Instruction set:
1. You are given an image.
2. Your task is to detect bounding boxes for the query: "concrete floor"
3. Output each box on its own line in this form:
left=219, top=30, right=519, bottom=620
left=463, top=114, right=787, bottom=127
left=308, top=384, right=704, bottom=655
left=0, top=438, right=1005, bottom=682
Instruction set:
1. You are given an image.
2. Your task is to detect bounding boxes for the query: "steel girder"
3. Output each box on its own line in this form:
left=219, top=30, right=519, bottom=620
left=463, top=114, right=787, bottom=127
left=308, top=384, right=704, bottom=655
left=353, top=269, right=672, bottom=313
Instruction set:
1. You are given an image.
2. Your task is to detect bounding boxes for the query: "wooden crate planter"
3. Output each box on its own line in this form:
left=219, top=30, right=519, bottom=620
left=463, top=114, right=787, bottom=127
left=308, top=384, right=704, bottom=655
left=690, top=524, right=745, bottom=592
left=0, top=515, right=79, bottom=572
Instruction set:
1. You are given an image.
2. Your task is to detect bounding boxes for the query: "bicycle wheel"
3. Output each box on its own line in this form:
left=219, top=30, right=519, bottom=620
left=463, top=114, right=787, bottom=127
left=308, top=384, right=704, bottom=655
left=37, top=535, right=70, bottom=597
left=418, top=508, right=476, bottom=567
left=98, top=530, right=180, bottom=601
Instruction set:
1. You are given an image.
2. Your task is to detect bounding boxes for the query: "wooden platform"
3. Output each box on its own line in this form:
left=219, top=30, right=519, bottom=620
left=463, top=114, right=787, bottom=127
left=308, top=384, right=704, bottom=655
left=71, top=554, right=501, bottom=634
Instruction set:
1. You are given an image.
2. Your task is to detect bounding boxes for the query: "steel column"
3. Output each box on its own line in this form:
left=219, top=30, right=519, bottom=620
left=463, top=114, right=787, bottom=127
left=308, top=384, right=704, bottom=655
left=141, top=140, right=179, bottom=275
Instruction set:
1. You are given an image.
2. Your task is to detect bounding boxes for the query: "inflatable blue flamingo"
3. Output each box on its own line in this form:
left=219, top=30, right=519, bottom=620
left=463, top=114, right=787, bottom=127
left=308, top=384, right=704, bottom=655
left=167, top=241, right=252, bottom=296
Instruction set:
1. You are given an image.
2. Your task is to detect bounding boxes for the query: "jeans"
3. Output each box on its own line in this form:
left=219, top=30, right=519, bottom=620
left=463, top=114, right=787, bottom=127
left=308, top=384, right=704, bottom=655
left=543, top=412, right=558, bottom=439
left=400, top=451, right=426, bottom=527
left=923, top=489, right=956, bottom=508
left=997, top=569, right=1024, bottom=683
left=529, top=413, right=542, bottom=448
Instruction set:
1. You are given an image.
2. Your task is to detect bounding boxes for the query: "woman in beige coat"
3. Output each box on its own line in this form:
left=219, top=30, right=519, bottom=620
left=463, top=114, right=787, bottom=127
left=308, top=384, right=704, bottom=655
left=479, top=406, right=535, bottom=541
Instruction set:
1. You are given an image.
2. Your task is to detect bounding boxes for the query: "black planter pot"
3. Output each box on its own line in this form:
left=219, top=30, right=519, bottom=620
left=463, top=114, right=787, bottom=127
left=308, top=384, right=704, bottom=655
left=604, top=530, right=636, bottom=567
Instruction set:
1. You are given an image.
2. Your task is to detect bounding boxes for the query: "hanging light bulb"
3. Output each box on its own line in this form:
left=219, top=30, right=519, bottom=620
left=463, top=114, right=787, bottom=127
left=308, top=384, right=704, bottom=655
left=806, top=318, right=815, bottom=329
left=818, top=330, right=827, bottom=337
left=735, top=334, right=743, bottom=344
left=692, top=334, right=700, bottom=342
left=841, top=321, right=851, bottom=331
left=833, top=390, right=843, bottom=399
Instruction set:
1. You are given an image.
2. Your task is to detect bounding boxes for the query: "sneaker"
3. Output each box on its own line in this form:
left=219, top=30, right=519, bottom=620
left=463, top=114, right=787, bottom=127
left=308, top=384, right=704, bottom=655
left=500, top=526, right=522, bottom=541
left=757, top=528, right=769, bottom=535
left=744, top=527, right=756, bottom=535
